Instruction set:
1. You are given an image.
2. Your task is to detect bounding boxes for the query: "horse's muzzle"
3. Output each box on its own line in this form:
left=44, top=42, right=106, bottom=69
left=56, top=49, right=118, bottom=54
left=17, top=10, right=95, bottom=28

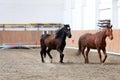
left=68, top=34, right=72, bottom=38
left=109, top=36, right=113, bottom=40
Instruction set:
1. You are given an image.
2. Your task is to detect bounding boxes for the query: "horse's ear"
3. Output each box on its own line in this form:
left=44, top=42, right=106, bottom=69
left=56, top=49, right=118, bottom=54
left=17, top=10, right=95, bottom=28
left=64, top=24, right=66, bottom=26
left=109, top=25, right=112, bottom=29
left=110, top=25, right=112, bottom=28
left=64, top=24, right=70, bottom=27
left=106, top=25, right=112, bottom=29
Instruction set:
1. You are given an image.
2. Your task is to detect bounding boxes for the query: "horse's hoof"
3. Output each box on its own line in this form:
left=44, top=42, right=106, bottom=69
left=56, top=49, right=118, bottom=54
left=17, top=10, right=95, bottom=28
left=59, top=61, right=64, bottom=64
left=85, top=62, right=89, bottom=64
left=100, top=62, right=105, bottom=65
left=42, top=61, right=45, bottom=63
left=100, top=61, right=104, bottom=64
left=50, top=59, right=53, bottom=63
left=85, top=61, right=89, bottom=64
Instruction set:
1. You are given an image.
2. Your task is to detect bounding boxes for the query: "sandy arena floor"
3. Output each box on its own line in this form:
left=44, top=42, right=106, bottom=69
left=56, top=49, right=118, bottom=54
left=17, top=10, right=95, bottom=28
left=0, top=48, right=120, bottom=80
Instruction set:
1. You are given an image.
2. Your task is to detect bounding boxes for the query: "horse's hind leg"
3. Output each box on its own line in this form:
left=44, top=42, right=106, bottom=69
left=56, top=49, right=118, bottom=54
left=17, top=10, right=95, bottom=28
left=81, top=47, right=87, bottom=63
left=40, top=49, right=45, bottom=63
left=46, top=49, right=53, bottom=63
left=86, top=48, right=90, bottom=63
left=102, top=48, right=107, bottom=63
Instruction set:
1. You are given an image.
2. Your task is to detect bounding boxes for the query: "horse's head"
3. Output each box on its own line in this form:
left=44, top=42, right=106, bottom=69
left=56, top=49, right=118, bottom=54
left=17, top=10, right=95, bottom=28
left=64, top=24, right=72, bottom=38
left=105, top=25, right=113, bottom=40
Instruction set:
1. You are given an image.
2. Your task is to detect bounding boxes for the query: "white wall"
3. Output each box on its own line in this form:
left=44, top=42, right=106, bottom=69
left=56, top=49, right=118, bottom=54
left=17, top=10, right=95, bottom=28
left=117, top=0, right=120, bottom=28
left=0, top=0, right=64, bottom=23
left=82, top=0, right=97, bottom=30
left=99, top=0, right=112, bottom=20
left=0, top=0, right=119, bottom=29
left=64, top=0, right=98, bottom=30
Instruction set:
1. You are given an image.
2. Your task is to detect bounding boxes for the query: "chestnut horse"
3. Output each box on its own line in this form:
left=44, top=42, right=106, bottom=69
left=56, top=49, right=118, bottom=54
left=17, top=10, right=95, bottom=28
left=78, top=25, right=113, bottom=64
left=40, top=24, right=72, bottom=63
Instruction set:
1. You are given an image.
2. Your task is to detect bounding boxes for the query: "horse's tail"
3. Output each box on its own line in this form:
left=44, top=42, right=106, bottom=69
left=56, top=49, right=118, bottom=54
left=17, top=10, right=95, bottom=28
left=40, top=34, right=45, bottom=47
left=76, top=39, right=82, bottom=56
left=40, top=34, right=51, bottom=57
left=40, top=34, right=47, bottom=58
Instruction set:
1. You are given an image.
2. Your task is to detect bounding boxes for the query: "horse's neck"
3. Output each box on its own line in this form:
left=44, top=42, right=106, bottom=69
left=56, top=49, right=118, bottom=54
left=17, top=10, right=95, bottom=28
left=55, top=33, right=66, bottom=41
left=97, top=30, right=107, bottom=42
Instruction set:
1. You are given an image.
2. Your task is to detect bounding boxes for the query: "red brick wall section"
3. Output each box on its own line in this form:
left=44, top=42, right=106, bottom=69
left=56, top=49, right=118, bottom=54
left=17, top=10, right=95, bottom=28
left=0, top=31, right=42, bottom=46
left=0, top=30, right=119, bottom=53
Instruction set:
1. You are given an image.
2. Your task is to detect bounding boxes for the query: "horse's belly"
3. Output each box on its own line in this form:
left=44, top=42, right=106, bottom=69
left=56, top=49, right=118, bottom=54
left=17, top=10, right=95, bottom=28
left=47, top=44, right=56, bottom=49
left=86, top=42, right=96, bottom=49
left=88, top=44, right=106, bottom=49
left=89, top=46, right=96, bottom=49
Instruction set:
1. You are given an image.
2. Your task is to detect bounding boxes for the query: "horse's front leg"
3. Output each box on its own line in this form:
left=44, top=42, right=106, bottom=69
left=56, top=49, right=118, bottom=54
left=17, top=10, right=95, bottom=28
left=57, top=49, right=64, bottom=63
left=97, top=48, right=103, bottom=64
left=102, top=48, right=107, bottom=63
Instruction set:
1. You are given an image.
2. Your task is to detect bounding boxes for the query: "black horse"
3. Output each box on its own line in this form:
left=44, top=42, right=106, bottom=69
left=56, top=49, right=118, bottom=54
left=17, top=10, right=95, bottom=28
left=40, top=24, right=72, bottom=63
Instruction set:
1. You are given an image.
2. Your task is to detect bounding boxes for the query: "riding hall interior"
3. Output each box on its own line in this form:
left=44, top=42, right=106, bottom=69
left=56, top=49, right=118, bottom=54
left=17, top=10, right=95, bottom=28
left=0, top=0, right=120, bottom=80
left=0, top=0, right=120, bottom=54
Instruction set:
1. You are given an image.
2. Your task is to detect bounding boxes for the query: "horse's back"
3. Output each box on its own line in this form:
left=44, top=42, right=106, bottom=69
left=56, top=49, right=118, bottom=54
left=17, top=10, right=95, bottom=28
left=79, top=33, right=97, bottom=49
left=40, top=34, right=51, bottom=45
left=79, top=33, right=94, bottom=42
left=41, top=34, right=51, bottom=40
left=41, top=34, right=57, bottom=48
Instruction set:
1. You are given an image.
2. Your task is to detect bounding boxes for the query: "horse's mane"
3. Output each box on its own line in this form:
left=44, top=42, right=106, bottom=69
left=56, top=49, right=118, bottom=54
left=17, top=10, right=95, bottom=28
left=55, top=27, right=65, bottom=38
left=94, top=28, right=107, bottom=42
left=95, top=29, right=105, bottom=34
